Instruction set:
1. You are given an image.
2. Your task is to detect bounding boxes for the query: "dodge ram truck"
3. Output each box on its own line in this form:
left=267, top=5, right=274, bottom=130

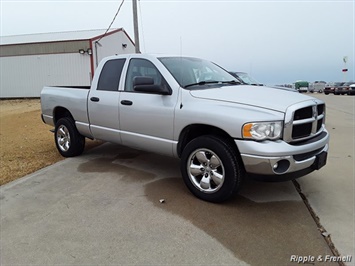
left=41, top=54, right=329, bottom=202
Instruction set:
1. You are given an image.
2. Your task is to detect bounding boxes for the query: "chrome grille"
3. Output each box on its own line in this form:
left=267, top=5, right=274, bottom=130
left=284, top=100, right=325, bottom=143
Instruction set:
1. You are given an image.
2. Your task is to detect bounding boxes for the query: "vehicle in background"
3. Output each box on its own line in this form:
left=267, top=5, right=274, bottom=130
left=349, top=84, right=355, bottom=95
left=324, top=82, right=335, bottom=95
left=324, top=82, right=332, bottom=94
left=229, top=71, right=263, bottom=86
left=308, top=81, right=326, bottom=93
left=337, top=81, right=355, bottom=95
left=294, top=81, right=309, bottom=93
left=324, top=82, right=345, bottom=95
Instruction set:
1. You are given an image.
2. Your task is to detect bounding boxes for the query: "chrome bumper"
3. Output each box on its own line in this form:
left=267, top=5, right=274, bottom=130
left=235, top=130, right=329, bottom=176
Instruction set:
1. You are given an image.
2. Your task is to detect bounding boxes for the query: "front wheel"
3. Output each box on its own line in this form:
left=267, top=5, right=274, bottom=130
left=180, top=135, right=244, bottom=203
left=55, top=117, right=85, bottom=157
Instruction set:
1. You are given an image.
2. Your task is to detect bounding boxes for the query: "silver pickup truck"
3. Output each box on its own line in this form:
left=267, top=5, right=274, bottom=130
left=41, top=54, right=329, bottom=202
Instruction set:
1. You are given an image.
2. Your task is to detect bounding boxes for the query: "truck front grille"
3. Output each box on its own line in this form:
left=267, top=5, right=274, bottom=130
left=292, top=123, right=312, bottom=139
left=284, top=100, right=325, bottom=143
left=294, top=106, right=313, bottom=120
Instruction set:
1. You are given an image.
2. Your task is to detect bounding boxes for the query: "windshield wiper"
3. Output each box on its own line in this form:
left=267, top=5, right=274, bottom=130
left=184, top=80, right=241, bottom=88
left=184, top=80, right=220, bottom=88
left=221, top=80, right=241, bottom=85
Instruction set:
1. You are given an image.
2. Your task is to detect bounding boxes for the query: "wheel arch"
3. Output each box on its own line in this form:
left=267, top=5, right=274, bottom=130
left=53, top=107, right=74, bottom=124
left=177, top=124, right=240, bottom=158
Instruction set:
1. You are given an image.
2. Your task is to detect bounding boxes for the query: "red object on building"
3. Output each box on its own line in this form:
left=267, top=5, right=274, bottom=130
left=342, top=68, right=348, bottom=72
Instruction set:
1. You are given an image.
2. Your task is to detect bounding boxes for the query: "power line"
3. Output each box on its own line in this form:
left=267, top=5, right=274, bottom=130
left=96, top=0, right=125, bottom=43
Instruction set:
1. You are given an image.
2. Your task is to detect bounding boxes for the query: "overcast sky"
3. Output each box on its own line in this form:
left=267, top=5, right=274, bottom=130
left=1, top=0, right=354, bottom=84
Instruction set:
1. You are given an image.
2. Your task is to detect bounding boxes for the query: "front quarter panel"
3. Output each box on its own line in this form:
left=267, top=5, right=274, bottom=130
left=174, top=89, right=285, bottom=141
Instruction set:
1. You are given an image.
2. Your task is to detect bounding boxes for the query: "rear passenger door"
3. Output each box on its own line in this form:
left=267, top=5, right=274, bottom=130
left=88, top=58, right=125, bottom=143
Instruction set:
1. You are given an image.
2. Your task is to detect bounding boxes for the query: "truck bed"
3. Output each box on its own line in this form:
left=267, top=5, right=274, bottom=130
left=41, top=86, right=90, bottom=127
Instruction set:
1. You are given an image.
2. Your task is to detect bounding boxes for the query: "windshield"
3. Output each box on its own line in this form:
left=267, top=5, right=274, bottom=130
left=159, top=57, right=238, bottom=88
left=234, top=72, right=260, bottom=85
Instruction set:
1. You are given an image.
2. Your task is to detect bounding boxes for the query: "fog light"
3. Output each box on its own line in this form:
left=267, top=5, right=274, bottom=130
left=272, top=159, right=290, bottom=174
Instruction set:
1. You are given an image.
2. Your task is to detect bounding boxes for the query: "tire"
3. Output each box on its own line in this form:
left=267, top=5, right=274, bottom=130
left=180, top=135, right=244, bottom=203
left=325, top=92, right=329, bottom=95
left=55, top=117, right=85, bottom=157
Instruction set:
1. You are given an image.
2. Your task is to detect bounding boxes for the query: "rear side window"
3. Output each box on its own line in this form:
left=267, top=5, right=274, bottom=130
left=97, top=59, right=126, bottom=91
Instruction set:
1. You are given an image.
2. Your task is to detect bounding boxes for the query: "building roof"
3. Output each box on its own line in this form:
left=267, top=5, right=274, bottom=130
left=0, top=28, right=123, bottom=46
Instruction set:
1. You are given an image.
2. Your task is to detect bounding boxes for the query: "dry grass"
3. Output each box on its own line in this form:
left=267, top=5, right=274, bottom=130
left=0, top=99, right=102, bottom=186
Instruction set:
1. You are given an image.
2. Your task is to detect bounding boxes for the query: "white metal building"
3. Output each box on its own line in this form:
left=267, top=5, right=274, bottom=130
left=0, top=28, right=135, bottom=98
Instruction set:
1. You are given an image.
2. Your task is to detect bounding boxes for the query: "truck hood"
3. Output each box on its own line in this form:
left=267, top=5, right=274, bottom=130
left=189, top=85, right=313, bottom=112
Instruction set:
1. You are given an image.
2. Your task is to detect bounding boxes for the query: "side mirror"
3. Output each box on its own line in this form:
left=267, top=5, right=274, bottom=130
left=133, top=76, right=171, bottom=95
left=133, top=76, right=154, bottom=86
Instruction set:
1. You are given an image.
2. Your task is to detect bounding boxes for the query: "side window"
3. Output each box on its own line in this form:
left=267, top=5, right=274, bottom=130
left=124, top=58, right=169, bottom=92
left=97, top=59, right=126, bottom=91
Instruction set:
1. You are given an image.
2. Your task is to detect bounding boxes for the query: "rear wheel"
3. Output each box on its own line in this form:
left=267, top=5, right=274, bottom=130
left=180, top=135, right=244, bottom=203
left=55, top=117, right=85, bottom=157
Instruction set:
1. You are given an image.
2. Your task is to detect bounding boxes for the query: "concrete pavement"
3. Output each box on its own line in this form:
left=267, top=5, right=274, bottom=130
left=297, top=94, right=355, bottom=262
left=0, top=94, right=353, bottom=265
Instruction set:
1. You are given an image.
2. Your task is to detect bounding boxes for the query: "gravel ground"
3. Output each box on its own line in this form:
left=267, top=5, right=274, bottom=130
left=0, top=99, right=102, bottom=185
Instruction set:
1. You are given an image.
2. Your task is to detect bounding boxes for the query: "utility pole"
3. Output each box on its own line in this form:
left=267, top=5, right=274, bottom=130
left=342, top=56, right=348, bottom=81
left=132, top=0, right=140, bottom=53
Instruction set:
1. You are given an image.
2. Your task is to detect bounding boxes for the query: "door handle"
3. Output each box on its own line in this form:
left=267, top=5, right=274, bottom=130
left=121, top=100, right=133, bottom=106
left=90, top=97, right=100, bottom=102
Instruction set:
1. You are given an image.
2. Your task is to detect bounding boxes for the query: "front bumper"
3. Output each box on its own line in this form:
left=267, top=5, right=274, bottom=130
left=235, top=129, right=329, bottom=177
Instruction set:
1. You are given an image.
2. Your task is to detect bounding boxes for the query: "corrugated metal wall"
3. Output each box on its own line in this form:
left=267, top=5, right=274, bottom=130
left=0, top=53, right=91, bottom=98
left=0, top=40, right=90, bottom=57
left=0, top=30, right=135, bottom=98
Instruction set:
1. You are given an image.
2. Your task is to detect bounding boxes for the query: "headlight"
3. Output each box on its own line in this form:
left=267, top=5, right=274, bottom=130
left=242, top=121, right=283, bottom=141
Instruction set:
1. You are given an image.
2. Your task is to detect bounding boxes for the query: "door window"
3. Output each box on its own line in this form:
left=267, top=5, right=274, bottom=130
left=124, top=58, right=169, bottom=92
left=97, top=59, right=126, bottom=91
